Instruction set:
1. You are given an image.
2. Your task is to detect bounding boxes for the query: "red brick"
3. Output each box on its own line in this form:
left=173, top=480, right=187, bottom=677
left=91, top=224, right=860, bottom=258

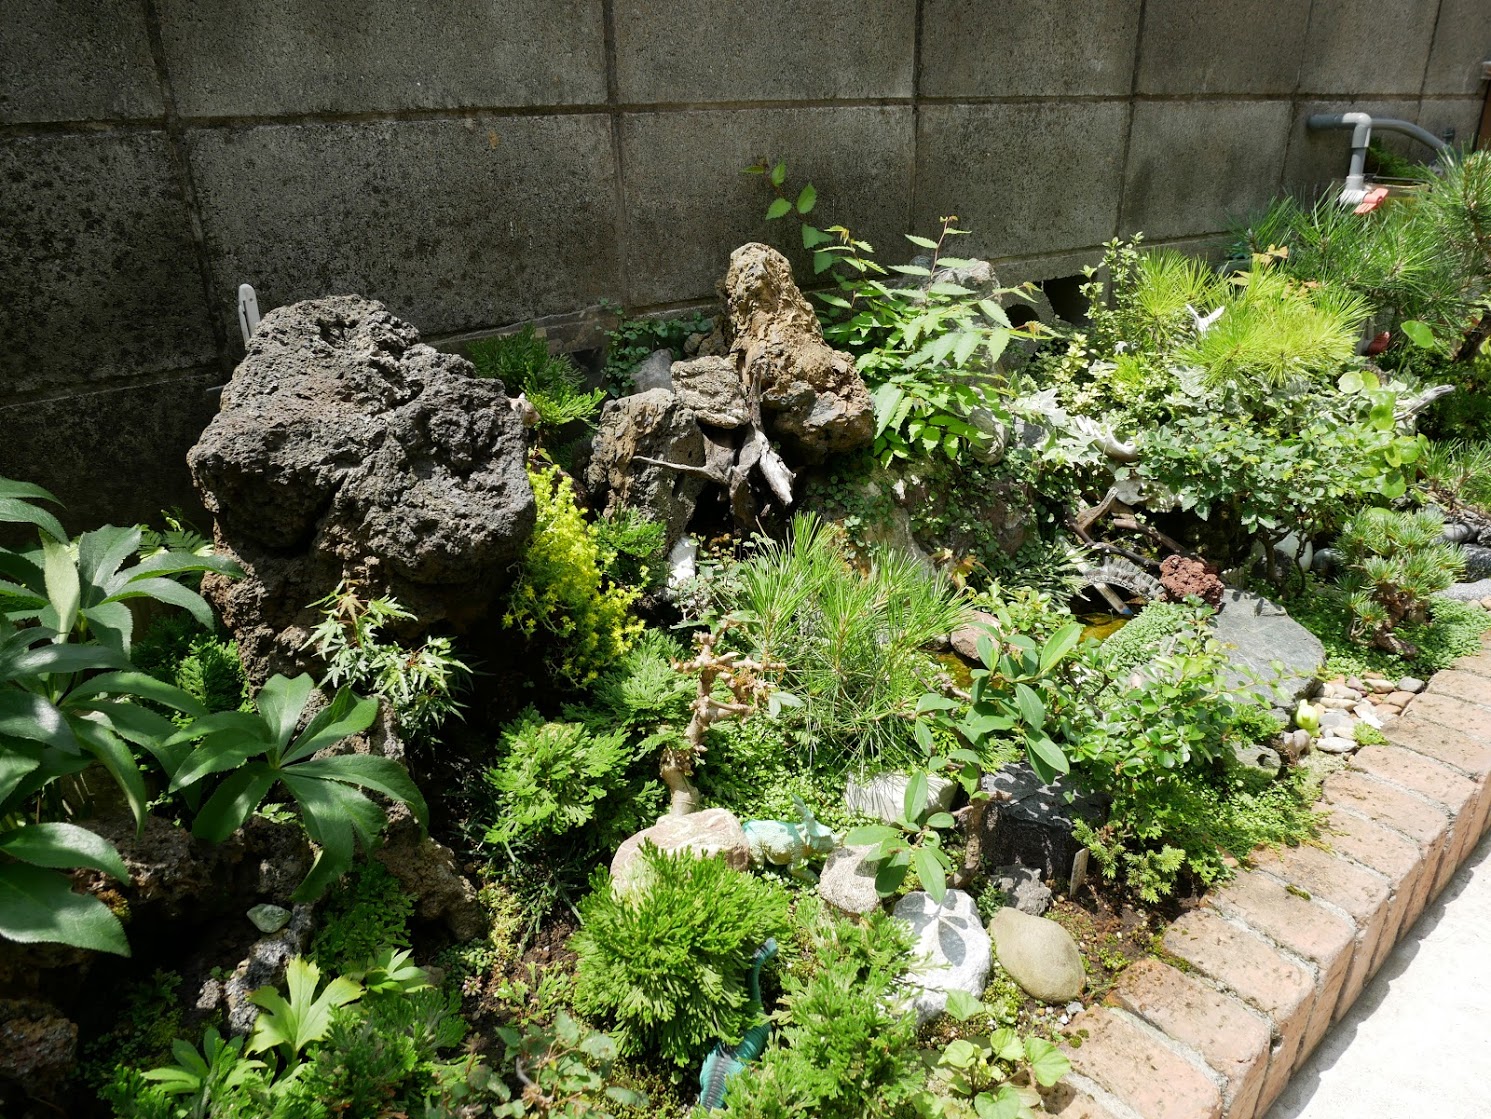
left=1409, top=691, right=1491, bottom=742
left=1452, top=650, right=1491, bottom=678
left=1324, top=771, right=1449, bottom=934
left=1351, top=745, right=1480, bottom=890
left=1161, top=908, right=1315, bottom=1111
left=1108, top=958, right=1270, bottom=1119
left=1318, top=806, right=1424, bottom=983
left=1044, top=1080, right=1132, bottom=1119
left=1251, top=844, right=1391, bottom=1017
left=1425, top=669, right=1491, bottom=709
left=1385, top=718, right=1491, bottom=842
left=1205, top=871, right=1355, bottom=1064
left=1061, top=1008, right=1222, bottom=1119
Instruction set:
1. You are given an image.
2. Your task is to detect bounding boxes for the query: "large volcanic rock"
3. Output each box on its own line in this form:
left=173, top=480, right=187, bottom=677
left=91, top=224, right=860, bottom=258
left=189, top=296, right=535, bottom=681
left=724, top=243, right=873, bottom=463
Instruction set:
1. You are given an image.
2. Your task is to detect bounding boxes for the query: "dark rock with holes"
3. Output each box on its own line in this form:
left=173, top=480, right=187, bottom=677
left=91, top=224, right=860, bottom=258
left=76, top=814, right=243, bottom=922
left=1209, top=589, right=1324, bottom=706
left=1159, top=554, right=1225, bottom=608
left=1461, top=544, right=1491, bottom=579
left=724, top=243, right=873, bottom=463
left=980, top=763, right=1108, bottom=882
left=221, top=904, right=316, bottom=1035
left=374, top=803, right=485, bottom=941
left=0, top=999, right=76, bottom=1105
left=586, top=388, right=707, bottom=547
left=188, top=296, right=536, bottom=682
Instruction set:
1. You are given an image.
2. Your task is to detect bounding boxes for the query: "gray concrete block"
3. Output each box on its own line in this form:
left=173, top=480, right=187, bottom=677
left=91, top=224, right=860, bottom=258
left=1136, top=0, right=1310, bottom=95
left=156, top=0, right=606, bottom=117
left=614, top=0, right=913, bottom=103
left=1283, top=99, right=1425, bottom=197
left=1299, top=0, right=1440, bottom=96
left=618, top=106, right=912, bottom=307
left=185, top=114, right=620, bottom=345
left=996, top=249, right=1105, bottom=289
left=0, top=132, right=218, bottom=396
left=1423, top=0, right=1491, bottom=95
left=1418, top=98, right=1487, bottom=150
left=916, top=101, right=1128, bottom=259
left=0, top=369, right=220, bottom=531
left=0, top=0, right=161, bottom=123
left=1120, top=100, right=1293, bottom=241
left=917, top=1, right=1140, bottom=97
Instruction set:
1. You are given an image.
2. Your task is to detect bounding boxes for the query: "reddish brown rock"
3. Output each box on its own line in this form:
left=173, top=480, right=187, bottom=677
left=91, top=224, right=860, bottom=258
left=1159, top=554, right=1224, bottom=608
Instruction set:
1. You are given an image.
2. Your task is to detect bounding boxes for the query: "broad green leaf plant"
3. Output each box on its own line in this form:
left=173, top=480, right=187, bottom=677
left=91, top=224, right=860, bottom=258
left=166, top=673, right=429, bottom=901
left=0, top=481, right=216, bottom=955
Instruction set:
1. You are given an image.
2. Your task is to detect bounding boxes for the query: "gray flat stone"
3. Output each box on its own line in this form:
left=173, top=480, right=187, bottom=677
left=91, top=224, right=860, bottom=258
left=1442, top=579, right=1491, bottom=602
left=980, top=762, right=1107, bottom=881
left=1316, top=735, right=1358, bottom=755
left=1209, top=589, right=1325, bottom=706
left=988, top=865, right=1052, bottom=916
left=846, top=771, right=955, bottom=824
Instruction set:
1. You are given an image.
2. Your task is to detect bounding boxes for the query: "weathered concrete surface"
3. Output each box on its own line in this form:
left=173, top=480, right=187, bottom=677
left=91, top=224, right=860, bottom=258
left=921, top=1, right=1140, bottom=97
left=1299, top=0, right=1441, bottom=96
left=915, top=102, right=1128, bottom=257
left=1418, top=98, right=1486, bottom=151
left=1137, top=0, right=1312, bottom=95
left=0, top=132, right=218, bottom=395
left=618, top=106, right=912, bottom=307
left=614, top=0, right=913, bottom=103
left=185, top=115, right=619, bottom=344
left=1268, top=833, right=1491, bottom=1119
left=1121, top=100, right=1294, bottom=240
left=1424, top=0, right=1491, bottom=95
left=0, top=0, right=161, bottom=124
left=0, top=370, right=220, bottom=530
left=156, top=0, right=606, bottom=116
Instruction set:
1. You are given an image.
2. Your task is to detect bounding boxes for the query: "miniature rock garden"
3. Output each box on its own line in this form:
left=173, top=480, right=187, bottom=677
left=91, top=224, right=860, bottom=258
left=4, top=149, right=1491, bottom=1119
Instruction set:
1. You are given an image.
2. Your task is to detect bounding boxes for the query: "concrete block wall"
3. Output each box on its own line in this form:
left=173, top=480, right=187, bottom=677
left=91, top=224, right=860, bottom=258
left=1, top=0, right=1488, bottom=526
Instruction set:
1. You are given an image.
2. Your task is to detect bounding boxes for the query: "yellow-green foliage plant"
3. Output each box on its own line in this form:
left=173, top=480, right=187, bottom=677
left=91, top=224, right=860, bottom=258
left=504, top=465, right=642, bottom=687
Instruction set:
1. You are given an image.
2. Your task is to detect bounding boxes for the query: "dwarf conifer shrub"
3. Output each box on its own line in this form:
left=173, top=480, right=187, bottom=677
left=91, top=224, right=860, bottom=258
left=571, top=845, right=790, bottom=1067
left=1339, top=508, right=1465, bottom=655
left=504, top=465, right=643, bottom=686
left=483, top=709, right=631, bottom=845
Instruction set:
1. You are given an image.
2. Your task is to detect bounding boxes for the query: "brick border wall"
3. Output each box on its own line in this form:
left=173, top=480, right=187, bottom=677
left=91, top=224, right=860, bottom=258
left=1048, top=631, right=1491, bottom=1119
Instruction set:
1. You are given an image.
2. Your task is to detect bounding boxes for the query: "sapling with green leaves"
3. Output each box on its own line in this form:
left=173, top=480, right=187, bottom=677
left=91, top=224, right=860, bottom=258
left=1338, top=507, right=1466, bottom=656
left=914, top=990, right=1071, bottom=1119
left=304, top=580, right=471, bottom=743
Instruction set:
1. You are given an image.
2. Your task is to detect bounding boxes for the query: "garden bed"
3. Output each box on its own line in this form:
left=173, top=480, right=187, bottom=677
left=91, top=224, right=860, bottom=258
left=5, top=149, right=1491, bottom=1119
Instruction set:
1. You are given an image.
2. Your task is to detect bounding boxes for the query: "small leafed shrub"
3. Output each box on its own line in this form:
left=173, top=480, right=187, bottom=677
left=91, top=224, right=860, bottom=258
left=572, top=845, right=790, bottom=1067
left=310, top=861, right=414, bottom=975
left=505, top=465, right=643, bottom=687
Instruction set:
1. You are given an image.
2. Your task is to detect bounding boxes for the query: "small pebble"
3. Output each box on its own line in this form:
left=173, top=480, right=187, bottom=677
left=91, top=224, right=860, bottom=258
left=1322, top=681, right=1357, bottom=700
left=1066, top=1001, right=1084, bottom=1016
left=1345, top=676, right=1365, bottom=693
left=1385, top=690, right=1415, bottom=707
left=1398, top=677, right=1425, bottom=694
left=1319, top=697, right=1357, bottom=711
left=1480, top=596, right=1491, bottom=611
left=1316, top=735, right=1358, bottom=754
left=1354, top=702, right=1383, bottom=729
left=1364, top=678, right=1394, bottom=693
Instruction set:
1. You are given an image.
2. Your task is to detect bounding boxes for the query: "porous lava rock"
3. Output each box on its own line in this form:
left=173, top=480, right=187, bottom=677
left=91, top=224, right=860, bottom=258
left=586, top=387, right=707, bottom=547
left=1159, top=554, right=1225, bottom=608
left=188, top=296, right=535, bottom=681
left=724, top=243, right=873, bottom=463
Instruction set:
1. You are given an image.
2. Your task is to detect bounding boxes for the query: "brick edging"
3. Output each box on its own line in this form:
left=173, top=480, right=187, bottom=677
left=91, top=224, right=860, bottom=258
left=1048, top=632, right=1491, bottom=1119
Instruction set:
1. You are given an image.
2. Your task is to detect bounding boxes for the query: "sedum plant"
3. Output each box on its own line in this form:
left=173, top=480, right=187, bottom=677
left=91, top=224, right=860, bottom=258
left=1338, top=507, right=1466, bottom=656
left=572, top=844, right=790, bottom=1067
left=505, top=464, right=643, bottom=687
left=165, top=673, right=428, bottom=901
